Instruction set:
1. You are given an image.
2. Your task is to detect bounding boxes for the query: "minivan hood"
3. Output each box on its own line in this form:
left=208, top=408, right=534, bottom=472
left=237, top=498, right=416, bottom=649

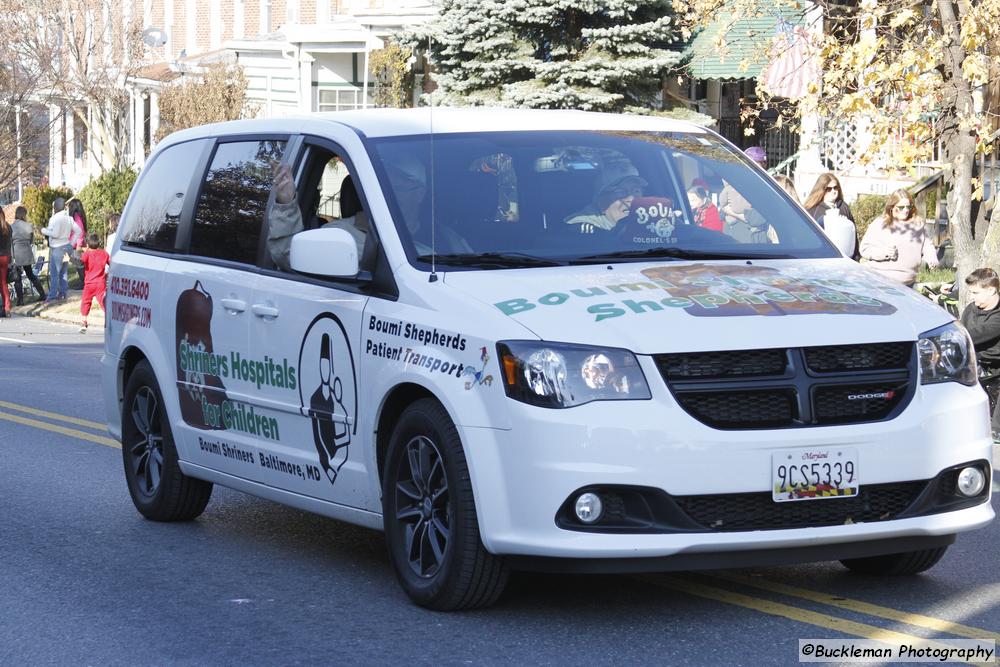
left=444, top=259, right=952, bottom=354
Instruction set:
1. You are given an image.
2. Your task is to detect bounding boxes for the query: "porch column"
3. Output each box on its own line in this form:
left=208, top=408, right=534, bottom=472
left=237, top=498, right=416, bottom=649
left=15, top=106, right=22, bottom=200
left=707, top=79, right=722, bottom=121
left=65, top=107, right=76, bottom=186
left=298, top=47, right=314, bottom=113
left=49, top=104, right=63, bottom=186
left=150, top=91, right=160, bottom=154
left=131, top=89, right=142, bottom=168
left=793, top=1, right=826, bottom=195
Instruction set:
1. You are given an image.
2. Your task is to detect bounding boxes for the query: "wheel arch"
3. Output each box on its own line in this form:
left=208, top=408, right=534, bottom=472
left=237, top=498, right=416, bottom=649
left=374, top=382, right=438, bottom=485
left=118, top=345, right=151, bottom=416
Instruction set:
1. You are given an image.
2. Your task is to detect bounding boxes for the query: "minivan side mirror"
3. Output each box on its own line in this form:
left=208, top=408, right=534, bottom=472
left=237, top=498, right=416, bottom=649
left=289, top=227, right=359, bottom=277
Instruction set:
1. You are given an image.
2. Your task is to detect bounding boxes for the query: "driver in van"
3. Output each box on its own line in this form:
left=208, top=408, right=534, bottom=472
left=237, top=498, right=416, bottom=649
left=564, top=161, right=647, bottom=234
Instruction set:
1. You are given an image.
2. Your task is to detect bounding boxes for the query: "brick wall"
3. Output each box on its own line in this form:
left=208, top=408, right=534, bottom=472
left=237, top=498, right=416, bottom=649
left=300, top=0, right=316, bottom=23
left=221, top=1, right=235, bottom=42
left=273, top=0, right=287, bottom=31
left=173, top=0, right=185, bottom=58
left=244, top=0, right=260, bottom=39
left=195, top=2, right=208, bottom=52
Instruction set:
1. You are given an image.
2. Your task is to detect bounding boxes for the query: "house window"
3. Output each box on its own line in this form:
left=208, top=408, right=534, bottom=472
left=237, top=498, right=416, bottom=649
left=318, top=88, right=365, bottom=112
left=74, top=113, right=87, bottom=162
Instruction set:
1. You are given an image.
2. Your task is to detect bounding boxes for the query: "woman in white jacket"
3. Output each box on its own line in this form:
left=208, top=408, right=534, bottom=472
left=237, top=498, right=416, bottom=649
left=859, top=189, right=938, bottom=286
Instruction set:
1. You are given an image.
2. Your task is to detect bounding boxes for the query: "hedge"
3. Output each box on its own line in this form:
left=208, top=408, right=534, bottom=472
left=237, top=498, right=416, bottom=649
left=77, top=167, right=138, bottom=240
left=21, top=185, right=75, bottom=230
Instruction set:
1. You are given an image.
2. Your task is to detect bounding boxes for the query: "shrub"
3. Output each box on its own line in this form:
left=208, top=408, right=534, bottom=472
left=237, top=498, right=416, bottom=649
left=77, top=167, right=138, bottom=239
left=850, top=194, right=888, bottom=243
left=21, top=184, right=75, bottom=229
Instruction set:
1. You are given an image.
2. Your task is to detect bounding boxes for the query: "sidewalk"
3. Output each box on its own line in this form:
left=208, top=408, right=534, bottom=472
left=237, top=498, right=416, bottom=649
left=9, top=290, right=105, bottom=330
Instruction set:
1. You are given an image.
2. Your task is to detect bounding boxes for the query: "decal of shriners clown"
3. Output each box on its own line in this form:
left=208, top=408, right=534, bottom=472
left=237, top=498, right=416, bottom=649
left=309, top=333, right=351, bottom=484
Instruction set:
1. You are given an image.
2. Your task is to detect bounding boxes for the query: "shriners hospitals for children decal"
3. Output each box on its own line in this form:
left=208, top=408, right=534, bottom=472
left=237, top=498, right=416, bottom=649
left=298, top=313, right=358, bottom=485
left=176, top=281, right=229, bottom=430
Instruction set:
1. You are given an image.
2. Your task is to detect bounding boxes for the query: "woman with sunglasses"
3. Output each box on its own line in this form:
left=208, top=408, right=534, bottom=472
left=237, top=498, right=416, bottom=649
left=859, top=189, right=939, bottom=286
left=803, top=173, right=859, bottom=258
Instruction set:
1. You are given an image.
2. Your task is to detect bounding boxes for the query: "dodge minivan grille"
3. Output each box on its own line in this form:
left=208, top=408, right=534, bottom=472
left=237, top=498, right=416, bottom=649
left=655, top=342, right=915, bottom=430
left=673, top=481, right=926, bottom=531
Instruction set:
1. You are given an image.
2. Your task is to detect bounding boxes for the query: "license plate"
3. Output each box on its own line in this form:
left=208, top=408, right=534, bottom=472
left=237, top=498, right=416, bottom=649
left=772, top=447, right=859, bottom=502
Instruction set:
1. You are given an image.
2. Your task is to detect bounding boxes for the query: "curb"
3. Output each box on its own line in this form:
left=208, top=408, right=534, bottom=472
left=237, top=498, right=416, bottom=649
left=10, top=293, right=105, bottom=329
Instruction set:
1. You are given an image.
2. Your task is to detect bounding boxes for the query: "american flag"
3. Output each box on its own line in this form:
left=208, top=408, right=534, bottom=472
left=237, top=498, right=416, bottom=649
left=760, top=23, right=819, bottom=100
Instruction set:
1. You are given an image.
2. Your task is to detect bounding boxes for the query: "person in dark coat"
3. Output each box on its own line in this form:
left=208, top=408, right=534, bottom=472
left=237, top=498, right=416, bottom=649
left=11, top=206, right=46, bottom=304
left=960, top=268, right=1000, bottom=438
left=803, top=173, right=860, bottom=260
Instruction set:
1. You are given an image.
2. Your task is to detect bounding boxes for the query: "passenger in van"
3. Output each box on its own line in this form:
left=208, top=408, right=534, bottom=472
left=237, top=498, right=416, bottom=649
left=564, top=161, right=646, bottom=234
left=267, top=163, right=367, bottom=271
left=687, top=185, right=723, bottom=232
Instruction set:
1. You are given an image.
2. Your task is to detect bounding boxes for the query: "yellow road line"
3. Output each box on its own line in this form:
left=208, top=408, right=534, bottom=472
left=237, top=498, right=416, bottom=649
left=0, top=399, right=107, bottom=431
left=646, top=575, right=990, bottom=665
left=709, top=572, right=1000, bottom=643
left=0, top=410, right=120, bottom=449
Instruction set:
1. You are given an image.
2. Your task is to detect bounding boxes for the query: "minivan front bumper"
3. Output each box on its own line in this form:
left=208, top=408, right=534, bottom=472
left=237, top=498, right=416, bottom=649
left=461, top=378, right=994, bottom=559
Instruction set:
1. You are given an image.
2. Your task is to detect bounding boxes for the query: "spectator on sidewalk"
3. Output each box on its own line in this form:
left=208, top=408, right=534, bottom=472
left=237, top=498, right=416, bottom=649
left=0, top=207, right=11, bottom=317
left=105, top=212, right=120, bottom=254
left=745, top=146, right=768, bottom=171
left=960, top=268, right=1000, bottom=439
left=67, top=198, right=88, bottom=252
left=41, top=197, right=73, bottom=301
left=859, top=189, right=938, bottom=287
left=11, top=205, right=47, bottom=305
left=67, top=198, right=88, bottom=288
left=804, top=173, right=859, bottom=259
left=78, top=233, right=109, bottom=334
left=773, top=174, right=800, bottom=203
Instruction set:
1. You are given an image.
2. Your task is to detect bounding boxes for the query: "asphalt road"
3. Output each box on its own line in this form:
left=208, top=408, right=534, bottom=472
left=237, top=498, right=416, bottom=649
left=2, top=316, right=999, bottom=666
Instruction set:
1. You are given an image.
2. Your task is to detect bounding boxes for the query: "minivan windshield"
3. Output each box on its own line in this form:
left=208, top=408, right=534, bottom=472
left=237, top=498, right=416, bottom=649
left=368, top=130, right=838, bottom=268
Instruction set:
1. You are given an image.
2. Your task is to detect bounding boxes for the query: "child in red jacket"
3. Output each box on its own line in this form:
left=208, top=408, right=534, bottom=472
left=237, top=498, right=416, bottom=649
left=79, top=233, right=110, bottom=333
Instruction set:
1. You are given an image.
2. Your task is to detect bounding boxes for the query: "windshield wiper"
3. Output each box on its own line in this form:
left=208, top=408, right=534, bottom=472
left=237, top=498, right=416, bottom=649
left=576, top=247, right=792, bottom=262
left=415, top=252, right=567, bottom=268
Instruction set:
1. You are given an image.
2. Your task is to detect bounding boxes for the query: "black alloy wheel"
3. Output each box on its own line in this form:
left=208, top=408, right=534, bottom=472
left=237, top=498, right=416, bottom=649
left=128, top=386, right=165, bottom=498
left=383, top=398, right=508, bottom=610
left=122, top=360, right=213, bottom=521
left=394, top=435, right=451, bottom=578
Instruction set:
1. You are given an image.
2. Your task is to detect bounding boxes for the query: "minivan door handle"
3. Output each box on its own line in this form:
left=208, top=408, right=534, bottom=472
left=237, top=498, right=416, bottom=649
left=220, top=298, right=247, bottom=313
left=251, top=304, right=280, bottom=319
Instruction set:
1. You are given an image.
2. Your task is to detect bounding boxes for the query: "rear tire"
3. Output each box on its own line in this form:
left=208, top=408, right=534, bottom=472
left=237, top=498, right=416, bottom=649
left=382, top=398, right=508, bottom=610
left=840, top=547, right=948, bottom=575
left=122, top=360, right=212, bottom=521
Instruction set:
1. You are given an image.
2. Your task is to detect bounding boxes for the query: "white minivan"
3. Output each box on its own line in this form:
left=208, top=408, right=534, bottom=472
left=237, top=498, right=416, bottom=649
left=103, top=109, right=993, bottom=610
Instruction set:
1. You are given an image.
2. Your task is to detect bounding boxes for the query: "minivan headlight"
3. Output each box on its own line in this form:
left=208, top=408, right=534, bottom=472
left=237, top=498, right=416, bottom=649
left=917, top=322, right=977, bottom=386
left=497, top=341, right=651, bottom=408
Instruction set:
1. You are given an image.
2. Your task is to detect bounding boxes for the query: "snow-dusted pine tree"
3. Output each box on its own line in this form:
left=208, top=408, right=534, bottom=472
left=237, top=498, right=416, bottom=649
left=416, top=0, right=689, bottom=115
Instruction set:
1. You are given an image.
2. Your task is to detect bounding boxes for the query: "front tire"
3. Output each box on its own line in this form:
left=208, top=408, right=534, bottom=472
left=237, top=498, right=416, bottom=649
left=840, top=547, right=948, bottom=575
left=122, top=360, right=212, bottom=521
left=382, top=398, right=508, bottom=610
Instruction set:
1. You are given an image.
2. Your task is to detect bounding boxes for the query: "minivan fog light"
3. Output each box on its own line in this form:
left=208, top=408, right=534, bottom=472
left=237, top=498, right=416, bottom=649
left=956, top=467, right=986, bottom=497
left=575, top=492, right=603, bottom=523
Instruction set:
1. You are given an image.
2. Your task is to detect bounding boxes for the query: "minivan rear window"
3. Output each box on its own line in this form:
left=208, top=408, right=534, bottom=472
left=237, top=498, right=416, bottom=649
left=121, top=139, right=208, bottom=252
